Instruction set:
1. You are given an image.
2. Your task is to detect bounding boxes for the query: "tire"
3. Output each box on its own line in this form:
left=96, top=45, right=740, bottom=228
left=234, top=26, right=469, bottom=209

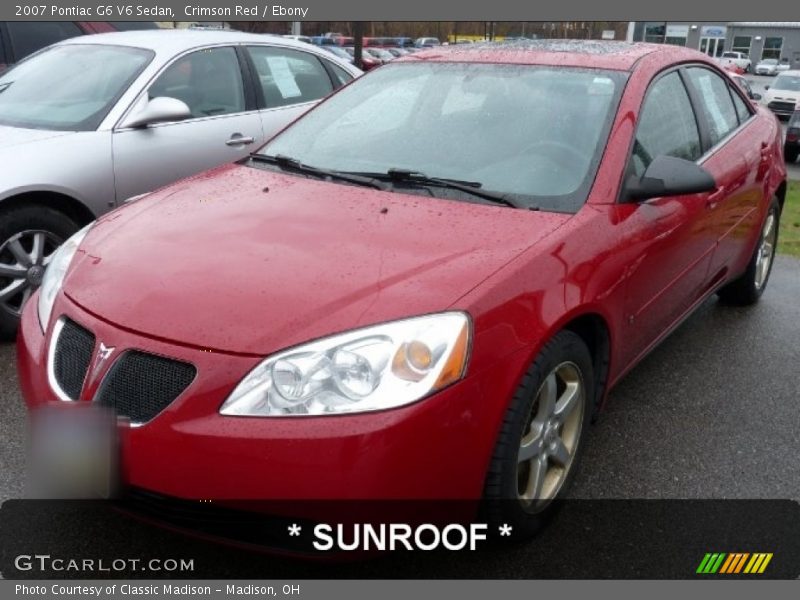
left=482, top=330, right=593, bottom=539
left=717, top=197, right=780, bottom=306
left=0, top=205, right=80, bottom=341
left=785, top=146, right=799, bottom=164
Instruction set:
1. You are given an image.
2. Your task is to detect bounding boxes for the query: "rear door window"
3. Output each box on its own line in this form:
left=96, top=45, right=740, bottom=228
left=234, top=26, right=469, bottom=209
left=685, top=67, right=740, bottom=147
left=246, top=46, right=334, bottom=108
left=730, top=85, right=752, bottom=124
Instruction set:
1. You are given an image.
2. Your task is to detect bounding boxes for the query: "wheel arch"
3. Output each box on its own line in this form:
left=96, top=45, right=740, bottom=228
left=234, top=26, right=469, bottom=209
left=775, top=180, right=787, bottom=214
left=0, top=190, right=97, bottom=228
left=559, top=312, right=612, bottom=418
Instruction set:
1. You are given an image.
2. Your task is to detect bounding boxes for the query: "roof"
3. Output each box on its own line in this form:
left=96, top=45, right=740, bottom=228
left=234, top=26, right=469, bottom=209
left=58, top=29, right=312, bottom=54
left=402, top=39, right=704, bottom=71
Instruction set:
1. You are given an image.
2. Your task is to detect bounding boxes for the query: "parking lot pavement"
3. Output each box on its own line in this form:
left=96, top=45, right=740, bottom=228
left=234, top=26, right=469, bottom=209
left=1, top=256, right=798, bottom=505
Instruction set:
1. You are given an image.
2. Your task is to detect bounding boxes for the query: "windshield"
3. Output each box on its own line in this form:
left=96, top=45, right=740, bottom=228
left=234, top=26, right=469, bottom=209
left=772, top=74, right=800, bottom=92
left=761, top=59, right=778, bottom=65
left=0, top=44, right=153, bottom=131
left=257, top=62, right=625, bottom=212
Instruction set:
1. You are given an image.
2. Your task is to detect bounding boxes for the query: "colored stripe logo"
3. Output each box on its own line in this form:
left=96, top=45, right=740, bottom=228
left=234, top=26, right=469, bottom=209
left=697, top=553, right=773, bottom=574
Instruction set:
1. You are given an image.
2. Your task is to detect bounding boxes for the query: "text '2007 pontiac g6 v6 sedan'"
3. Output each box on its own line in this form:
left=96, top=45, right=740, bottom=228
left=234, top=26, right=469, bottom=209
left=17, top=40, right=787, bottom=540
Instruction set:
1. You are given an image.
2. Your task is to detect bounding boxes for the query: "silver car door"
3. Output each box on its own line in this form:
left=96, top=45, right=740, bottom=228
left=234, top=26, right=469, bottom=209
left=111, top=45, right=264, bottom=203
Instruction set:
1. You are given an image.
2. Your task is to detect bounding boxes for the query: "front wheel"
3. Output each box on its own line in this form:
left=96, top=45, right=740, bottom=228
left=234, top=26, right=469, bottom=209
left=482, top=330, right=593, bottom=539
left=0, top=205, right=80, bottom=340
left=717, top=197, right=780, bottom=306
left=785, top=146, right=799, bottom=164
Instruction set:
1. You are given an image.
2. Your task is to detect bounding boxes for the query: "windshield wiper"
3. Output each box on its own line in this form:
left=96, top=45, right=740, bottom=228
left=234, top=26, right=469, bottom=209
left=249, top=154, right=388, bottom=191
left=349, top=168, right=528, bottom=209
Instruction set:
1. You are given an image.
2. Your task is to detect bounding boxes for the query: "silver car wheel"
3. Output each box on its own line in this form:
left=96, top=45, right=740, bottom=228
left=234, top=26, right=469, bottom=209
left=0, top=230, right=62, bottom=316
left=517, top=361, right=585, bottom=511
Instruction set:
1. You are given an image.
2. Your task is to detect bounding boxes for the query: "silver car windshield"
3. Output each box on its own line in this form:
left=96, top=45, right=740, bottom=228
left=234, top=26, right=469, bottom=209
left=0, top=44, right=153, bottom=131
left=258, top=63, right=626, bottom=212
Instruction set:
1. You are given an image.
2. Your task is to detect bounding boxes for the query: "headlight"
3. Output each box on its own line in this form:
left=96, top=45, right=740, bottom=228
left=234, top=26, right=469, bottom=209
left=220, top=312, right=470, bottom=417
left=37, top=224, right=93, bottom=332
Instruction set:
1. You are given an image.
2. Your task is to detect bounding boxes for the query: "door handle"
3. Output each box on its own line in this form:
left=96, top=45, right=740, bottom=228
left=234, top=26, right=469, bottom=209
left=226, top=134, right=255, bottom=146
left=706, top=187, right=726, bottom=210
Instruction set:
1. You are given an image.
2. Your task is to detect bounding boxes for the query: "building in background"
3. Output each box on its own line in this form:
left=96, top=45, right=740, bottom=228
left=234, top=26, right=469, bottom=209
left=631, top=22, right=800, bottom=69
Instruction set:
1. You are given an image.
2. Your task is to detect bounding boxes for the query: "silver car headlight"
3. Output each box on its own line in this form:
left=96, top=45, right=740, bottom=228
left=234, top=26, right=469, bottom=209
left=37, top=224, right=93, bottom=332
left=219, top=312, right=470, bottom=417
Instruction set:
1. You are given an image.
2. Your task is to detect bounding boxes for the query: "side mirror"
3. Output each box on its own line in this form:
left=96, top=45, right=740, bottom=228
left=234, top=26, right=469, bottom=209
left=765, top=85, right=770, bottom=90
left=751, top=92, right=762, bottom=100
left=623, top=155, right=716, bottom=202
left=121, top=96, right=191, bottom=129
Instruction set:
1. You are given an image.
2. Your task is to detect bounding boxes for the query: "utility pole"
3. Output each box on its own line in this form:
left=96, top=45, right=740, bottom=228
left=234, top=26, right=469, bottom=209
left=353, top=21, right=364, bottom=70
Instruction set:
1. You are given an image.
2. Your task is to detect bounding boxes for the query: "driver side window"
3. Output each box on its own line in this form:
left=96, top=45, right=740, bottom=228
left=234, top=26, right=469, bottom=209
left=148, top=47, right=245, bottom=120
left=632, top=71, right=702, bottom=177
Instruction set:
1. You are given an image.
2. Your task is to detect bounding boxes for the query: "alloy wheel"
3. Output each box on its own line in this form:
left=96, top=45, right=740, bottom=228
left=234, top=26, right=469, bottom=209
left=517, top=361, right=585, bottom=511
left=0, top=230, right=63, bottom=316
left=754, top=212, right=777, bottom=291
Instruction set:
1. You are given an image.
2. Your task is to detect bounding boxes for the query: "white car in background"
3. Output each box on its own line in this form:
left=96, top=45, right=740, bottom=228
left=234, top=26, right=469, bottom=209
left=0, top=30, right=360, bottom=337
left=763, top=70, right=800, bottom=118
left=719, top=51, right=751, bottom=72
left=755, top=58, right=780, bottom=75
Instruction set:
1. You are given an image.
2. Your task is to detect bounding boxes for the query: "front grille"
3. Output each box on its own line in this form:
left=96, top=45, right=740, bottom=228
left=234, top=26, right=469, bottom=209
left=53, top=319, right=96, bottom=400
left=768, top=101, right=796, bottom=113
left=95, top=351, right=195, bottom=424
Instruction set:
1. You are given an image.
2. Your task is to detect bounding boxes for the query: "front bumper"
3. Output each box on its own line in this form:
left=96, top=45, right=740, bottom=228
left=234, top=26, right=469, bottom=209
left=18, top=293, right=525, bottom=502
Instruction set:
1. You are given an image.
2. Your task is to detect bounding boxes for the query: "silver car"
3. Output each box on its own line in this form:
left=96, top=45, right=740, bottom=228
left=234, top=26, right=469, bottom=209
left=0, top=30, right=361, bottom=338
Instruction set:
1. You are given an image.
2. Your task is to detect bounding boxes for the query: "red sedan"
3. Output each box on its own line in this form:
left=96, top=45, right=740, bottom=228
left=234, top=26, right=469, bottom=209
left=17, top=41, right=786, bottom=537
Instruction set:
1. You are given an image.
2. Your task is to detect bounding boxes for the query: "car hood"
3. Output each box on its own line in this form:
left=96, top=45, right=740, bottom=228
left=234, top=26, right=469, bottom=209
left=0, top=125, right=74, bottom=150
left=65, top=164, right=570, bottom=355
left=765, top=89, right=800, bottom=101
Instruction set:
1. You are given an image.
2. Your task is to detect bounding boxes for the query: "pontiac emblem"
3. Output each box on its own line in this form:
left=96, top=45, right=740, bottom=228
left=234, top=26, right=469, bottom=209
left=90, top=342, right=116, bottom=381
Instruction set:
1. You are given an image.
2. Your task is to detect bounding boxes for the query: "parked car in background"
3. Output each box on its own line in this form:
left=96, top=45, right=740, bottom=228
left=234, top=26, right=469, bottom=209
left=0, top=30, right=360, bottom=338
left=283, top=35, right=312, bottom=44
left=322, top=45, right=356, bottom=65
left=722, top=61, right=745, bottom=75
left=0, top=21, right=159, bottom=71
left=364, top=47, right=395, bottom=64
left=785, top=110, right=800, bottom=163
left=385, top=48, right=411, bottom=58
left=777, top=58, right=792, bottom=73
left=719, top=51, right=751, bottom=72
left=17, top=41, right=786, bottom=540
left=755, top=58, right=780, bottom=75
left=415, top=37, right=440, bottom=47
left=764, top=71, right=800, bottom=118
left=309, top=36, right=336, bottom=46
left=730, top=73, right=761, bottom=102
left=342, top=46, right=381, bottom=70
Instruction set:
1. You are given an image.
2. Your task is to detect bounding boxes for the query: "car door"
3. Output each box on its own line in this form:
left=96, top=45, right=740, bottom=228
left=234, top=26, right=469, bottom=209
left=111, top=45, right=264, bottom=203
left=620, top=70, right=719, bottom=364
left=243, top=45, right=336, bottom=141
left=683, top=66, right=766, bottom=278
